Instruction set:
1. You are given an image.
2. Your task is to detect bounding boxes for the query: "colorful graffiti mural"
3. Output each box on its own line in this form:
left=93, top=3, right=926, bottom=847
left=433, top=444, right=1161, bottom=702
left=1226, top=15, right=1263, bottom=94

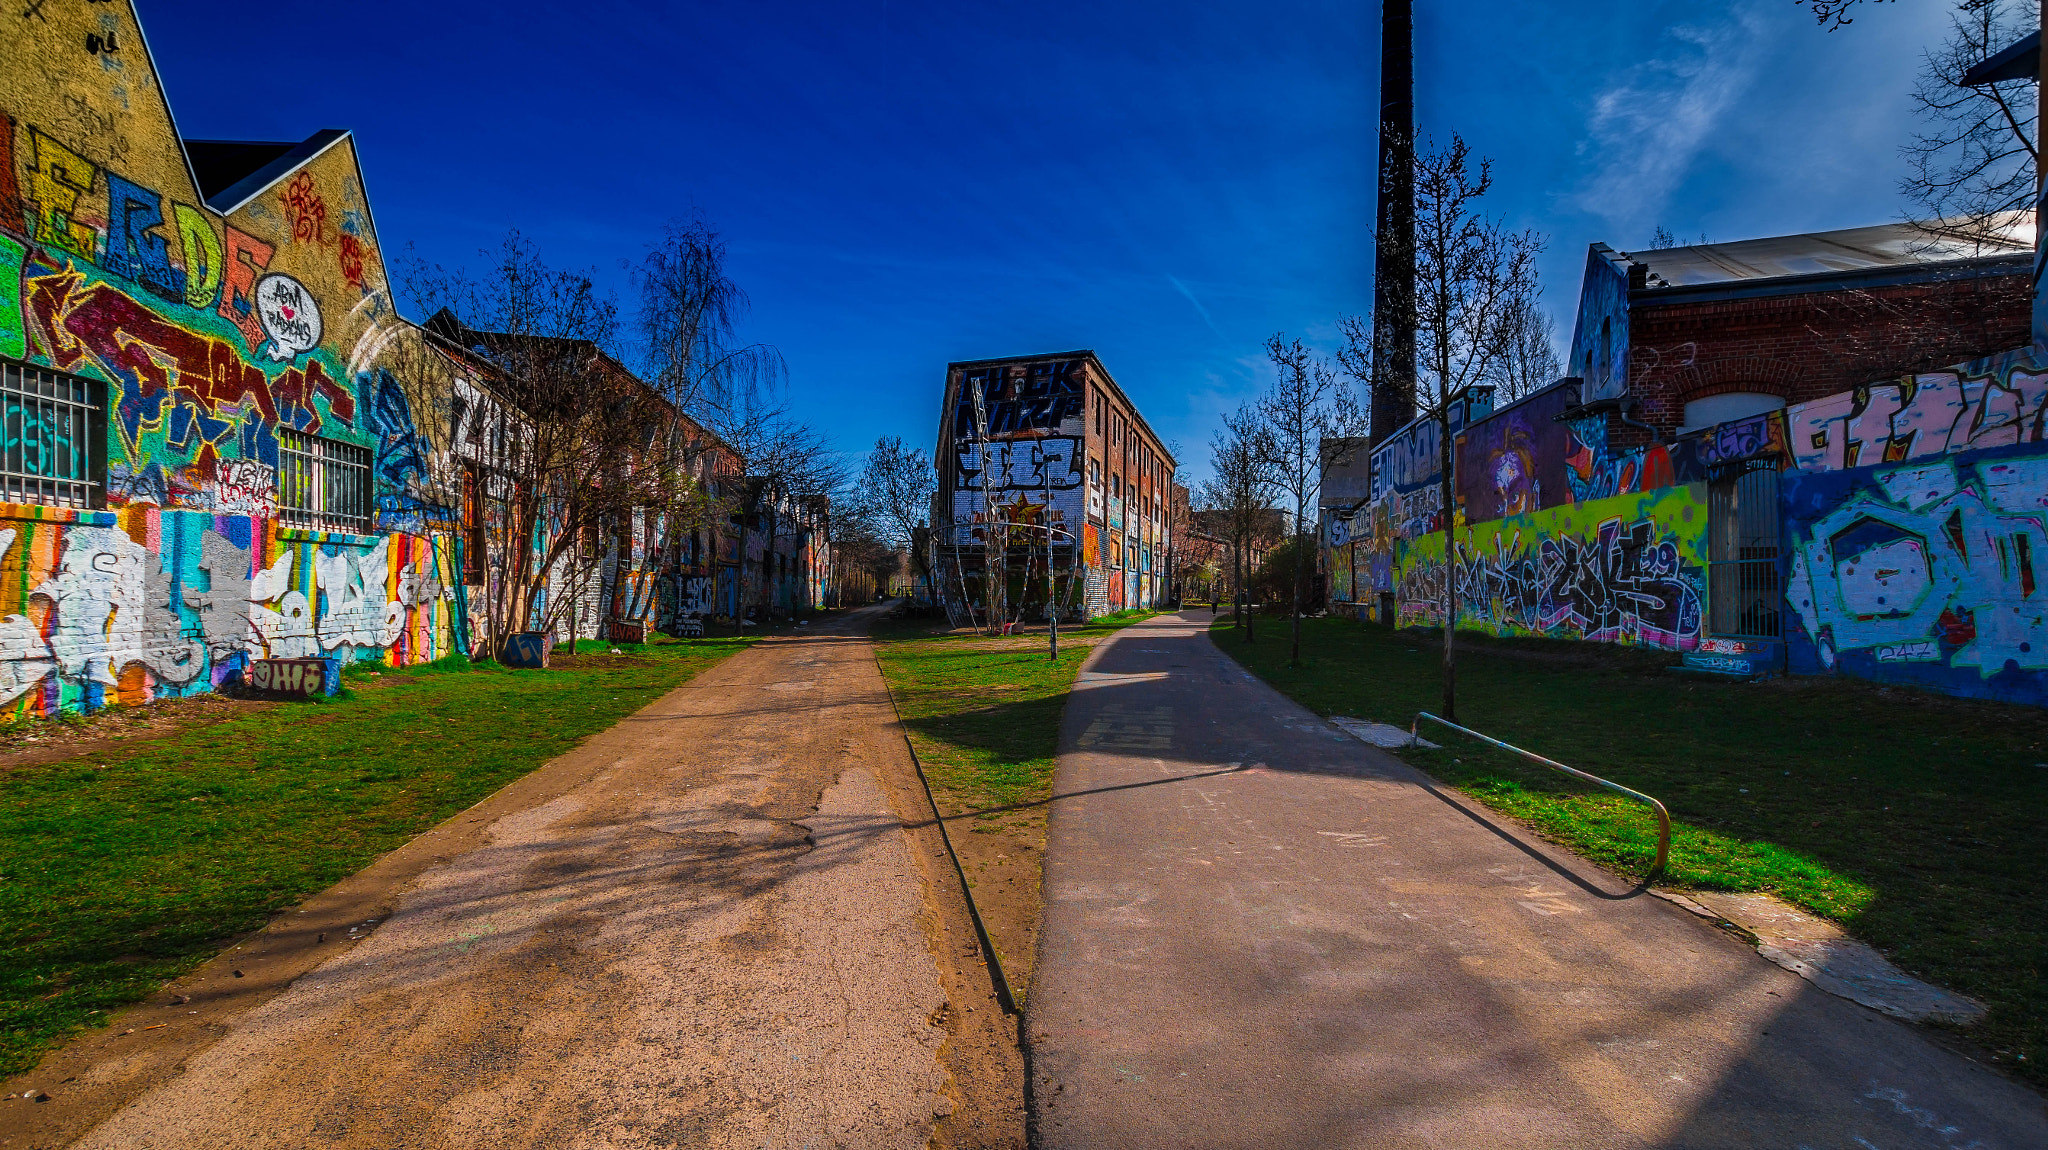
left=1396, top=485, right=1708, bottom=651
left=1784, top=348, right=2048, bottom=473
left=1783, top=437, right=2048, bottom=702
left=0, top=504, right=456, bottom=716
left=1458, top=381, right=1576, bottom=522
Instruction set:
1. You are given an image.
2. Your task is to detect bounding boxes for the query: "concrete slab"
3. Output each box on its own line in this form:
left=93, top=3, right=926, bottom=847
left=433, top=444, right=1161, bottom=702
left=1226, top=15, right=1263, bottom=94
left=1331, top=716, right=1439, bottom=749
left=1660, top=889, right=1987, bottom=1026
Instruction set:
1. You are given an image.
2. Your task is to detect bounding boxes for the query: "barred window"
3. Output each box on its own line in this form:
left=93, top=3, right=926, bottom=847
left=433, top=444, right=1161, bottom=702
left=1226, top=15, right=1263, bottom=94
left=0, top=359, right=101, bottom=509
left=278, top=428, right=372, bottom=534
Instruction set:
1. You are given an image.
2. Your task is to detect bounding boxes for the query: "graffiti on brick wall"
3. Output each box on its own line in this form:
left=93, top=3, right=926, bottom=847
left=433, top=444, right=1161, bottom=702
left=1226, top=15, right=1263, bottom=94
left=1396, top=485, right=1707, bottom=650
left=0, top=510, right=454, bottom=715
left=954, top=436, right=1083, bottom=492
left=1, top=110, right=402, bottom=524
left=1784, top=348, right=2048, bottom=473
left=675, top=574, right=712, bottom=638
left=1564, top=408, right=1787, bottom=504
left=953, top=360, right=1086, bottom=441
left=1783, top=444, right=2048, bottom=700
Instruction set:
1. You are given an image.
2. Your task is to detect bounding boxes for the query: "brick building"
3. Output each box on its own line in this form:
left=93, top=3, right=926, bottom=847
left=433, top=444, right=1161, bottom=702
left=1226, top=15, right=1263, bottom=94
left=1567, top=221, right=2032, bottom=449
left=932, top=350, right=1174, bottom=621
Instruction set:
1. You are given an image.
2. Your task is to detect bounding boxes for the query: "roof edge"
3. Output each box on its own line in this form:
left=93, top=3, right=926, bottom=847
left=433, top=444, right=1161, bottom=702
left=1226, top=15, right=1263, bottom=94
left=1630, top=251, right=2029, bottom=306
left=206, top=128, right=352, bottom=215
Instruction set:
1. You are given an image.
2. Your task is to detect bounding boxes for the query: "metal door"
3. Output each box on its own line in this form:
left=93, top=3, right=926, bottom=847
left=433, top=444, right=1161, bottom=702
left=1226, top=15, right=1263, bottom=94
left=1707, top=461, right=1782, bottom=638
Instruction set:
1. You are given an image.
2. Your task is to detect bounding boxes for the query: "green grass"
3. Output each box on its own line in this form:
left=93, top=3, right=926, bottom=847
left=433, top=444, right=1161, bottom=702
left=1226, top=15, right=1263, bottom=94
left=1213, top=615, right=2048, bottom=1083
left=873, top=611, right=1158, bottom=816
left=0, top=636, right=752, bottom=1076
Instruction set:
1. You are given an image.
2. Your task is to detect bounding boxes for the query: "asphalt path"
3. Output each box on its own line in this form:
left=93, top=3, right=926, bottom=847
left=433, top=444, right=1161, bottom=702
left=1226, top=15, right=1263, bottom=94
left=1027, top=610, right=2048, bottom=1149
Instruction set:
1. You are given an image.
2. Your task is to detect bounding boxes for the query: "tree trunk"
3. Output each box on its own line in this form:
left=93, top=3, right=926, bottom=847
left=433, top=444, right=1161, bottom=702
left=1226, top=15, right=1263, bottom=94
left=1232, top=540, right=1243, bottom=630
left=1439, top=409, right=1457, bottom=723
left=1228, top=532, right=1245, bottom=638
left=1289, top=515, right=1304, bottom=667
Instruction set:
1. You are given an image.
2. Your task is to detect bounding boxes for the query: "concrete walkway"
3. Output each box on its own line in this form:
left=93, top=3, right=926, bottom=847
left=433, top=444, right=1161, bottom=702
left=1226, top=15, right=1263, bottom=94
left=7, top=604, right=1020, bottom=1149
left=1027, top=611, right=2047, bottom=1149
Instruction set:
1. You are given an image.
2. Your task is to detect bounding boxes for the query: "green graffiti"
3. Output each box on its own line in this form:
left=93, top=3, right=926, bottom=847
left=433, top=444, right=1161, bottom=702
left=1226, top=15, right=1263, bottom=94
left=0, top=233, right=24, bottom=360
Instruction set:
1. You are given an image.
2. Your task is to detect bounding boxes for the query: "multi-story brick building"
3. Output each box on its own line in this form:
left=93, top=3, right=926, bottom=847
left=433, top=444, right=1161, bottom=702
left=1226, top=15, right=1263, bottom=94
left=932, top=350, right=1174, bottom=620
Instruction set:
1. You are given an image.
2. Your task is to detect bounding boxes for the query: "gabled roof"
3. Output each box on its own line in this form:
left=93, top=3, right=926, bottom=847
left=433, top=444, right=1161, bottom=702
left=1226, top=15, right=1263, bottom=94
left=185, top=128, right=351, bottom=214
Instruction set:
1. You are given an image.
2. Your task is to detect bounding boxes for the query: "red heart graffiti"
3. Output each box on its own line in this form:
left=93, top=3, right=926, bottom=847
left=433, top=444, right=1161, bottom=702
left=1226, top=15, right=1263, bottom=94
left=280, top=305, right=296, bottom=320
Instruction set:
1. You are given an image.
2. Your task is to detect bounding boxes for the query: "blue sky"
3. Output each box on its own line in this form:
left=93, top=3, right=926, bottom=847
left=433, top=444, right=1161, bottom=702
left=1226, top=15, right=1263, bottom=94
left=143, top=0, right=1970, bottom=486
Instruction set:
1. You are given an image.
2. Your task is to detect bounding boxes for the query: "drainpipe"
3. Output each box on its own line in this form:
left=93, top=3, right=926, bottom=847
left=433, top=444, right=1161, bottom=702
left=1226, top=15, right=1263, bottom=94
left=1615, top=398, right=1662, bottom=445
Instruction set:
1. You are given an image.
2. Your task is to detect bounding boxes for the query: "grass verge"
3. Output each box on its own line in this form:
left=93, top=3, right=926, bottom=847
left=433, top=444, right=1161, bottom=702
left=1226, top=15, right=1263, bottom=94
left=1212, top=614, right=2048, bottom=1086
left=872, top=610, right=1157, bottom=990
left=0, top=635, right=752, bottom=1076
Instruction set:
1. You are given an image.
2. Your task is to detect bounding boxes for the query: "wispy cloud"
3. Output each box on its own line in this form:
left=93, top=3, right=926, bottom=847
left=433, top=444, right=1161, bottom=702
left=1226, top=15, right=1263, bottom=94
left=1166, top=274, right=1223, bottom=336
left=1571, top=4, right=1769, bottom=234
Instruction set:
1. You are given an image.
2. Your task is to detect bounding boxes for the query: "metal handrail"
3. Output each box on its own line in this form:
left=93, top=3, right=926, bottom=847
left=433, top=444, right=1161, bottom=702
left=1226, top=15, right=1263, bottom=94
left=1411, top=711, right=1671, bottom=875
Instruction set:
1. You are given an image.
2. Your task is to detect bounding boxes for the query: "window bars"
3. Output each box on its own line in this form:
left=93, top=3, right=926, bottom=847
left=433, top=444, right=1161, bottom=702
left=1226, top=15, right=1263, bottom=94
left=0, top=360, right=99, bottom=509
left=278, top=427, right=373, bottom=535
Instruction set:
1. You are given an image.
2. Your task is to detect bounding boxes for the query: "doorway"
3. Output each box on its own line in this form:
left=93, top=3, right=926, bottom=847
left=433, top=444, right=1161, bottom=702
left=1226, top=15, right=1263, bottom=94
left=1707, top=460, right=1782, bottom=639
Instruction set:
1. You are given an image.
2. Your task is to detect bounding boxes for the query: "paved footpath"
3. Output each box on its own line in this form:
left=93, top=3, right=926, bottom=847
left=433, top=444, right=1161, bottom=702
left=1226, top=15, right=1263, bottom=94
left=6, top=604, right=1020, bottom=1150
left=1028, top=611, right=2048, bottom=1149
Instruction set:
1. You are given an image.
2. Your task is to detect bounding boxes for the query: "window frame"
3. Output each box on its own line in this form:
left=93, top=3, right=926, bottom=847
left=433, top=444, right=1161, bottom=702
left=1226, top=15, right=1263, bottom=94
left=276, top=427, right=373, bottom=535
left=0, top=358, right=105, bottom=510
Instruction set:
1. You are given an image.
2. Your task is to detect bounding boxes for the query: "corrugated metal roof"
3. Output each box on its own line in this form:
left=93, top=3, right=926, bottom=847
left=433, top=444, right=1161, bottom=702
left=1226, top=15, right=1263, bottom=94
left=1624, top=215, right=2033, bottom=288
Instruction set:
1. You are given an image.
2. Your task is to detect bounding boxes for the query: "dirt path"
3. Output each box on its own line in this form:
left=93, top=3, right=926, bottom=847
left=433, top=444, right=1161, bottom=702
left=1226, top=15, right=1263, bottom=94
left=1028, top=610, right=2047, bottom=1149
left=2, top=603, right=1022, bottom=1149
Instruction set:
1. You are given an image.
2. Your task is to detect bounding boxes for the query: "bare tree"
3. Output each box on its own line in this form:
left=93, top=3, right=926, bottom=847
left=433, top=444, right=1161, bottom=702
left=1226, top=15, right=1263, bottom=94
left=1482, top=283, right=1562, bottom=406
left=1258, top=337, right=1366, bottom=667
left=1202, top=405, right=1274, bottom=643
left=1901, top=0, right=2039, bottom=249
left=853, top=435, right=939, bottom=602
left=638, top=219, right=787, bottom=410
left=1413, top=135, right=1543, bottom=720
left=403, top=233, right=703, bottom=658
left=1795, top=0, right=1893, bottom=30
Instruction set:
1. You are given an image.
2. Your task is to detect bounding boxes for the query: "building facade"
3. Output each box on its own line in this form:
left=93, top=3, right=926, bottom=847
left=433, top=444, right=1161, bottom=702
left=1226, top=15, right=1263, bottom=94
left=0, top=0, right=810, bottom=713
left=932, top=351, right=1174, bottom=620
left=1339, top=220, right=2048, bottom=706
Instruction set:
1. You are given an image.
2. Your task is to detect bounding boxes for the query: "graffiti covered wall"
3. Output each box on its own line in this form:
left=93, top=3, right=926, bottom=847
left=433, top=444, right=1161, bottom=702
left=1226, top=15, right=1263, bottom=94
left=1780, top=346, right=2048, bottom=703
left=1395, top=485, right=1708, bottom=650
left=0, top=0, right=463, bottom=716
left=1567, top=245, right=1630, bottom=404
left=1457, top=380, right=1577, bottom=522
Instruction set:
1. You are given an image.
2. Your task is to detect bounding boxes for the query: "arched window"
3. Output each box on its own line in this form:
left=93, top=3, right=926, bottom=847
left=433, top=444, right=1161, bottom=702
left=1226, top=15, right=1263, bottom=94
left=1679, top=391, right=1784, bottom=436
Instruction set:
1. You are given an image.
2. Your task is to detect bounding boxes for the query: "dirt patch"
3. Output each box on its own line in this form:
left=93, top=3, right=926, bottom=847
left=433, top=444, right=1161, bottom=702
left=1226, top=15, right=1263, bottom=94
left=1, top=606, right=1020, bottom=1150
left=0, top=694, right=274, bottom=771
left=948, top=807, right=1048, bottom=996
